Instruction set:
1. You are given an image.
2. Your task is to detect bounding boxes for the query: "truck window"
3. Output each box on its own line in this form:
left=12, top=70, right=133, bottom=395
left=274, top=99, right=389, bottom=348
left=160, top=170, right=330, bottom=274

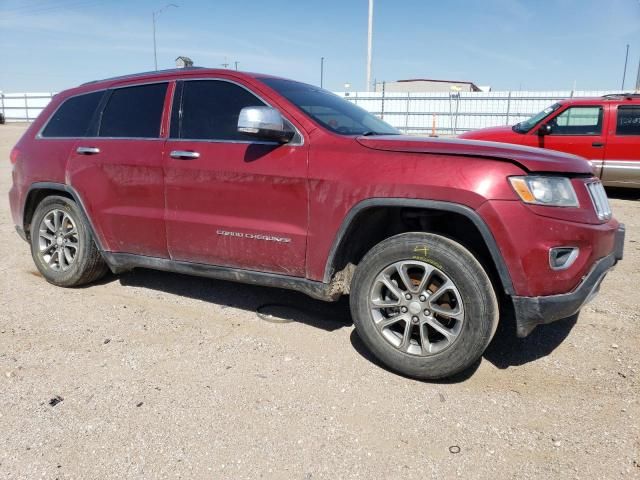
left=171, top=80, right=266, bottom=141
left=616, top=106, right=640, bottom=135
left=549, top=106, right=603, bottom=135
left=41, top=91, right=104, bottom=138
left=99, top=83, right=167, bottom=138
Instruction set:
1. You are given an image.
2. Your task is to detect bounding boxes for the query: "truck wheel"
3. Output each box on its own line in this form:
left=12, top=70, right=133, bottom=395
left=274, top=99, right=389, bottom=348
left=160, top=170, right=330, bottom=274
left=350, top=232, right=498, bottom=380
left=30, top=195, right=108, bottom=287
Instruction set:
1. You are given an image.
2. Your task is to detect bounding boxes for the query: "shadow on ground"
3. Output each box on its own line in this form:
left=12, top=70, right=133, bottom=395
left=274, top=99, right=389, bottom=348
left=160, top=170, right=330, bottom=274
left=117, top=268, right=352, bottom=332
left=483, top=307, right=578, bottom=370
left=606, top=187, right=640, bottom=201
left=100, top=267, right=576, bottom=381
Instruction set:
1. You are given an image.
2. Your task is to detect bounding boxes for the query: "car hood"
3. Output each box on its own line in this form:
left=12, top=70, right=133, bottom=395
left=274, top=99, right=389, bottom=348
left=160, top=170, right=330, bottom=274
left=356, top=135, right=592, bottom=174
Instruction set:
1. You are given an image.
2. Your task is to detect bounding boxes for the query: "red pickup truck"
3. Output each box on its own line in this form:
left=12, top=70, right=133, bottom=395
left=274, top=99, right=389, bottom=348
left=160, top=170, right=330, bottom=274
left=460, top=94, right=640, bottom=188
left=8, top=68, right=625, bottom=379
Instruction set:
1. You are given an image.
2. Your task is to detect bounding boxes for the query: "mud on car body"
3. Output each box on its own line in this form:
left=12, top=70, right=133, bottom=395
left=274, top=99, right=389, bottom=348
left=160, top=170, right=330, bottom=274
left=9, top=68, right=624, bottom=379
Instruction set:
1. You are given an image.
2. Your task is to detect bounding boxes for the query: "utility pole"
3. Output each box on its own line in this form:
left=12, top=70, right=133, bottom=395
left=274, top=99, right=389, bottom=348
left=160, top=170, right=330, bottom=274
left=235, top=61, right=239, bottom=71
left=221, top=57, right=229, bottom=68
left=152, top=4, right=178, bottom=70
left=635, top=57, right=640, bottom=92
left=320, top=57, right=325, bottom=88
left=366, top=0, right=374, bottom=91
left=621, top=44, right=630, bottom=91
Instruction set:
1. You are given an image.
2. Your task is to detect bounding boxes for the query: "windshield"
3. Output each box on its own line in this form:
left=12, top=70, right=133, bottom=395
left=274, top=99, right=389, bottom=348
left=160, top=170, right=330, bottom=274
left=260, top=78, right=400, bottom=136
left=513, top=102, right=562, bottom=133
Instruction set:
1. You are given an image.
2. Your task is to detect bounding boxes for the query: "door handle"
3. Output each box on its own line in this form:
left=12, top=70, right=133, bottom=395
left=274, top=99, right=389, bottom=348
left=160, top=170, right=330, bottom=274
left=170, top=150, right=200, bottom=160
left=592, top=142, right=604, bottom=148
left=76, top=146, right=100, bottom=155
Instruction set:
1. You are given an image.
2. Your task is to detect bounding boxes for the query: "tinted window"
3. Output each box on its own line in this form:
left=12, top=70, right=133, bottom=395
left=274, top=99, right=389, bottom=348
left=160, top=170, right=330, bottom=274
left=173, top=80, right=266, bottom=140
left=99, top=83, right=167, bottom=138
left=41, top=91, right=103, bottom=137
left=261, top=78, right=399, bottom=136
left=549, top=106, right=602, bottom=135
left=616, top=106, right=640, bottom=135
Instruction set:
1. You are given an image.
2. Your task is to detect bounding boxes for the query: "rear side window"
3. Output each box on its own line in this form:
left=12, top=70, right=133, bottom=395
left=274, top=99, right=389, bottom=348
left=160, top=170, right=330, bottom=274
left=616, top=106, right=640, bottom=135
left=171, top=80, right=265, bottom=140
left=41, top=91, right=103, bottom=138
left=549, top=106, right=603, bottom=135
left=99, top=83, right=167, bottom=138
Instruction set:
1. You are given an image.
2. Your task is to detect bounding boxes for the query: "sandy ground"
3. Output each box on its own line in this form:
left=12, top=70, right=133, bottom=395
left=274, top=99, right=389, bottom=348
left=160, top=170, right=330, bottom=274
left=0, top=123, right=638, bottom=480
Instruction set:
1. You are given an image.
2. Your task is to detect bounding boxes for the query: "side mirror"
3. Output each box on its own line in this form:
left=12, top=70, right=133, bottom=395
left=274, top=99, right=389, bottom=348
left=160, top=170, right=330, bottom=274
left=237, top=106, right=294, bottom=143
left=538, top=123, right=552, bottom=136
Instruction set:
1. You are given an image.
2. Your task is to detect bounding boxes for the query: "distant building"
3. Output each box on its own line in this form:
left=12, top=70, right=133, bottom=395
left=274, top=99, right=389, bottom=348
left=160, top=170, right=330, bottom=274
left=375, top=78, right=486, bottom=93
left=175, top=56, right=194, bottom=68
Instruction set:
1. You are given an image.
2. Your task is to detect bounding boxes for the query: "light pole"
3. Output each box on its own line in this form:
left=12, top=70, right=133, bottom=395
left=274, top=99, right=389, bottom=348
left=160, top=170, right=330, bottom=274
left=621, top=43, right=630, bottom=91
left=320, top=57, right=325, bottom=88
left=366, top=0, right=373, bottom=91
left=152, top=3, right=178, bottom=70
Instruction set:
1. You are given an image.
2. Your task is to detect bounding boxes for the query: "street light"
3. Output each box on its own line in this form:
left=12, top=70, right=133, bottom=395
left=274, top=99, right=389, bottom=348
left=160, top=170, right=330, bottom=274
left=152, top=3, right=179, bottom=70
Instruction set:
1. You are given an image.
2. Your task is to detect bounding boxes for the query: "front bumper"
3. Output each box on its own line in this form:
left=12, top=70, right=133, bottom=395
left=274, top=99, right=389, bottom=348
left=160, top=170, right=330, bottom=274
left=512, top=224, right=625, bottom=337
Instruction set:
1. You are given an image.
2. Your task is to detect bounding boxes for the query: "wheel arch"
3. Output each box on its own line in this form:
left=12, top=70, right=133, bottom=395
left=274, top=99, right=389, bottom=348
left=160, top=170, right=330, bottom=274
left=323, top=198, right=515, bottom=296
left=23, top=182, right=104, bottom=251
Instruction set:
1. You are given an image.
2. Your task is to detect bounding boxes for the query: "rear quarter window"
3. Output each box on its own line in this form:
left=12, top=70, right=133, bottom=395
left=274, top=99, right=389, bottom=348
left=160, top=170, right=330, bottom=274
left=616, top=105, right=640, bottom=135
left=41, top=91, right=104, bottom=138
left=99, top=83, right=168, bottom=138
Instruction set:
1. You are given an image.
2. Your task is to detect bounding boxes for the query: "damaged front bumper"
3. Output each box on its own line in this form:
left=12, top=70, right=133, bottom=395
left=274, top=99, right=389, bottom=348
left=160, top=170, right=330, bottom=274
left=512, top=224, right=625, bottom=337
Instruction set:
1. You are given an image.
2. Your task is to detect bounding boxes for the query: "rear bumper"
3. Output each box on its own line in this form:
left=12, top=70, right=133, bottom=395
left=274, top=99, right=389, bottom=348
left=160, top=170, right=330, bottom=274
left=512, top=224, right=625, bottom=337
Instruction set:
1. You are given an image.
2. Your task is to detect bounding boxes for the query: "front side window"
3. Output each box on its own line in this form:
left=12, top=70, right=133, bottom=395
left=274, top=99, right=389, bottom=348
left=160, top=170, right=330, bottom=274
left=512, top=103, right=561, bottom=133
left=616, top=105, right=640, bottom=135
left=548, top=106, right=603, bottom=135
left=171, top=80, right=266, bottom=140
left=260, top=78, right=400, bottom=136
left=41, top=91, right=104, bottom=137
left=99, top=83, right=167, bottom=138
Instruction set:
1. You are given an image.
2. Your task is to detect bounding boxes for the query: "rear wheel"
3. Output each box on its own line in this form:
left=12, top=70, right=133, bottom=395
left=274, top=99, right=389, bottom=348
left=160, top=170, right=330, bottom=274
left=30, top=195, right=108, bottom=287
left=350, top=232, right=498, bottom=380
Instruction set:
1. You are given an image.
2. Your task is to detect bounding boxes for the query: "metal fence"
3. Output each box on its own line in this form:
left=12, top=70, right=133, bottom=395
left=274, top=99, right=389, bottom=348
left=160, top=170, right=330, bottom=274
left=336, top=89, right=621, bottom=135
left=0, top=92, right=56, bottom=122
left=0, top=89, right=626, bottom=135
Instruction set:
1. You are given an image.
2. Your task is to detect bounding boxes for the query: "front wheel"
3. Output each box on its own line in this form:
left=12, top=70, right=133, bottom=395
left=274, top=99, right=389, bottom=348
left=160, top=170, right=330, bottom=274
left=350, top=232, right=498, bottom=380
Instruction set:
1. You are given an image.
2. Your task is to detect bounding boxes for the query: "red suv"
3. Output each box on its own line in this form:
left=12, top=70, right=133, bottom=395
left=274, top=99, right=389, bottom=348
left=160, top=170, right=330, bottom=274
left=460, top=94, right=640, bottom=188
left=8, top=68, right=625, bottom=379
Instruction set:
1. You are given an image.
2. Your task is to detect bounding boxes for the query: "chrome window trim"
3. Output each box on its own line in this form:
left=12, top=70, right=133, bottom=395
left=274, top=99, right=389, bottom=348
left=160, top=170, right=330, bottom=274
left=167, top=138, right=281, bottom=146
left=36, top=80, right=170, bottom=140
left=168, top=77, right=305, bottom=147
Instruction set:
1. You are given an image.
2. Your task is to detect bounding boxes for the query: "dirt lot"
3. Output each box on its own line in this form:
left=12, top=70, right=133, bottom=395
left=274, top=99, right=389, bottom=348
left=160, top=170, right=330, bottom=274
left=0, top=123, right=638, bottom=479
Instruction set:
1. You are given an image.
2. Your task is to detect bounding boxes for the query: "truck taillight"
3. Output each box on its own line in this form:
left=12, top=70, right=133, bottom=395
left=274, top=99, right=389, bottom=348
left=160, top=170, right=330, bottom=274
left=9, top=147, right=19, bottom=164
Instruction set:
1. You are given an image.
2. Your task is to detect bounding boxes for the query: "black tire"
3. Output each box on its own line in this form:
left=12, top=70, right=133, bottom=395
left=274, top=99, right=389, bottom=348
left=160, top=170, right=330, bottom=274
left=30, top=195, right=108, bottom=287
left=350, top=232, right=498, bottom=380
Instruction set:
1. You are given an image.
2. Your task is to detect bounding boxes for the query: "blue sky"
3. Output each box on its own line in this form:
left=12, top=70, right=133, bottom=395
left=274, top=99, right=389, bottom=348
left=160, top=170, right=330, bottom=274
left=1, top=0, right=639, bottom=92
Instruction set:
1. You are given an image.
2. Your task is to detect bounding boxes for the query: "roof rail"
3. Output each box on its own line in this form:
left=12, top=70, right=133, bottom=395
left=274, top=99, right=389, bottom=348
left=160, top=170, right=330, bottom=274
left=81, top=66, right=206, bottom=86
left=601, top=93, right=640, bottom=100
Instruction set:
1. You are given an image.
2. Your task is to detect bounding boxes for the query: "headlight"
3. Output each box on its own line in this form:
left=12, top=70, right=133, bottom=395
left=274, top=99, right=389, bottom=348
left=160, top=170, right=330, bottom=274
left=509, top=176, right=579, bottom=207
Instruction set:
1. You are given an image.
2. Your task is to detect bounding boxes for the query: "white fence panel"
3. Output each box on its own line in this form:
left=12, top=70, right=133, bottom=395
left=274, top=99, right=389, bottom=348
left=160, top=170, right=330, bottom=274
left=337, top=90, right=622, bottom=135
left=1, top=93, right=56, bottom=122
